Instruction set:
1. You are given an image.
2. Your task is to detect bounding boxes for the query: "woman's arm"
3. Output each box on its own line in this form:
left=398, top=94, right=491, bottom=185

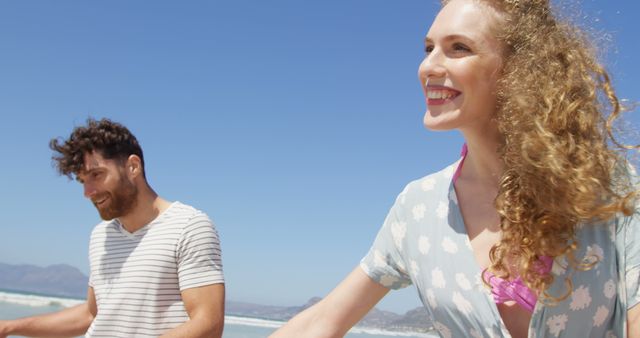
left=270, top=266, right=389, bottom=338
left=629, top=303, right=640, bottom=338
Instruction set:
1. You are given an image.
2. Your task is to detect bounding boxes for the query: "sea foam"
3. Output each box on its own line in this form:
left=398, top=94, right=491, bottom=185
left=0, top=291, right=84, bottom=308
left=0, top=291, right=435, bottom=337
left=224, top=315, right=434, bottom=337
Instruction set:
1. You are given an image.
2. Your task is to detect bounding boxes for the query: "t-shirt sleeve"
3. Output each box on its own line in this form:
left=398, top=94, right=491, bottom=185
left=360, top=193, right=412, bottom=290
left=177, top=212, right=225, bottom=291
left=88, top=240, right=94, bottom=288
left=88, top=226, right=99, bottom=289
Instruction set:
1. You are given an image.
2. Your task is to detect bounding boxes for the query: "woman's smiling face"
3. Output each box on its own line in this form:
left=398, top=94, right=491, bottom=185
left=419, top=0, right=505, bottom=133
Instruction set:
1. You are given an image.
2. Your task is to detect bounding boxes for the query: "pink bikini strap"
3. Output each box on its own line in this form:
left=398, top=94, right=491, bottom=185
left=482, top=257, right=553, bottom=312
left=452, top=143, right=467, bottom=183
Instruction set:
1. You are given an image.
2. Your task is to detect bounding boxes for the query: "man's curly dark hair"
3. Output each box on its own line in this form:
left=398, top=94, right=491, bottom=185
left=50, top=118, right=145, bottom=178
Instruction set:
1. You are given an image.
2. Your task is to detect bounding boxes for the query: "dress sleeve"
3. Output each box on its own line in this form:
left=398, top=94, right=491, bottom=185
left=360, top=193, right=412, bottom=290
left=176, top=212, right=225, bottom=291
left=621, top=164, right=640, bottom=309
left=624, top=206, right=640, bottom=309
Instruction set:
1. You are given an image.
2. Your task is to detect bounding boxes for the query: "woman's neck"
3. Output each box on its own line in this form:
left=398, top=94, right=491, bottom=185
left=459, top=128, right=503, bottom=186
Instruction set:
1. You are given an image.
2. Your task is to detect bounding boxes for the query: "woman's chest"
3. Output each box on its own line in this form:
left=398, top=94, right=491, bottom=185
left=399, top=198, right=623, bottom=337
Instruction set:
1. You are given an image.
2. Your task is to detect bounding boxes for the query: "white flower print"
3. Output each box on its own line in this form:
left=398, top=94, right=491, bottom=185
left=412, top=203, right=426, bottom=221
left=455, top=273, right=472, bottom=291
left=441, top=237, right=458, bottom=254
left=603, top=279, right=616, bottom=299
left=398, top=186, right=409, bottom=205
left=570, top=285, right=592, bottom=311
left=410, top=260, right=419, bottom=277
left=626, top=267, right=640, bottom=293
left=418, top=236, right=431, bottom=255
left=449, top=188, right=458, bottom=205
left=464, top=237, right=472, bottom=250
left=379, top=274, right=398, bottom=288
left=605, top=330, right=618, bottom=338
left=469, top=329, right=482, bottom=338
left=426, top=288, right=437, bottom=309
left=584, top=244, right=604, bottom=266
left=436, top=201, right=449, bottom=219
left=452, top=291, right=473, bottom=315
left=475, top=272, right=491, bottom=296
left=546, top=314, right=568, bottom=337
left=442, top=165, right=455, bottom=179
left=421, top=177, right=436, bottom=191
left=433, top=321, right=452, bottom=338
left=390, top=221, right=407, bottom=250
left=593, top=305, right=609, bottom=327
left=608, top=223, right=616, bottom=242
left=373, top=250, right=386, bottom=268
left=432, top=267, right=446, bottom=288
left=552, top=256, right=567, bottom=276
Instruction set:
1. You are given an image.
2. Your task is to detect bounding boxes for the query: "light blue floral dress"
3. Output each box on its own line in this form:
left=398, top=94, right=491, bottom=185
left=360, top=159, right=640, bottom=337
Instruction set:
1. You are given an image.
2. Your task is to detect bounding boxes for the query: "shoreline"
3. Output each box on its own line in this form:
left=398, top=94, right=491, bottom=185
left=0, top=291, right=434, bottom=337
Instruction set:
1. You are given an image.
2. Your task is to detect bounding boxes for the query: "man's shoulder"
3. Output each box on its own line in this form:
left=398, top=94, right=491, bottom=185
left=162, top=201, right=214, bottom=229
left=167, top=201, right=208, bottom=219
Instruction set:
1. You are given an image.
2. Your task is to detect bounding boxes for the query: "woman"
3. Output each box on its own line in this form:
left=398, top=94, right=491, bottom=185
left=271, top=0, right=640, bottom=337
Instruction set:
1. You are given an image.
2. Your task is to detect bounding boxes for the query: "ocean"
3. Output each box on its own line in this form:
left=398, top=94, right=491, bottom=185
left=0, top=291, right=436, bottom=338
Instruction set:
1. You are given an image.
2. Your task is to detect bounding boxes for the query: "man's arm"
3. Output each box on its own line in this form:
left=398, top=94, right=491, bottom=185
left=0, top=287, right=96, bottom=338
left=629, top=303, right=640, bottom=338
left=269, top=266, right=389, bottom=338
left=160, top=283, right=225, bottom=338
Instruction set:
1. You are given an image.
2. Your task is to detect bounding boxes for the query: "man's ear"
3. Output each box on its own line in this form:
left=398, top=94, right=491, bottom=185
left=126, top=155, right=143, bottom=179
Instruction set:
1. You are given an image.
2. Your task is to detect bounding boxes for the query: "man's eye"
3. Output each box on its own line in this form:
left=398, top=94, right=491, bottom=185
left=425, top=45, right=434, bottom=53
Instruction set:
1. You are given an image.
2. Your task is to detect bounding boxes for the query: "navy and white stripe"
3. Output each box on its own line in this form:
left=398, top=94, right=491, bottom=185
left=86, top=202, right=223, bottom=337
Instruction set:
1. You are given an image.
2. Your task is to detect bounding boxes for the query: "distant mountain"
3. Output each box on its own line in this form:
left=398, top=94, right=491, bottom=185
left=385, top=306, right=433, bottom=332
left=227, top=297, right=433, bottom=333
left=226, top=297, right=322, bottom=322
left=0, top=263, right=433, bottom=333
left=0, top=263, right=88, bottom=299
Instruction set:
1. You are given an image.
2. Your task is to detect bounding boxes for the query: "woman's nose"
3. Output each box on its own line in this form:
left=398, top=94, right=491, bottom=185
left=420, top=49, right=447, bottom=80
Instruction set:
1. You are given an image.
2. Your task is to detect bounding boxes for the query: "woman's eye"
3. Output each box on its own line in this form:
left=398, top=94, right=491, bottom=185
left=425, top=45, right=434, bottom=53
left=452, top=43, right=471, bottom=52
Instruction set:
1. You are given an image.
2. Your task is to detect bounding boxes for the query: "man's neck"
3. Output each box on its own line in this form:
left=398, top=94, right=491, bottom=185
left=118, top=187, right=171, bottom=233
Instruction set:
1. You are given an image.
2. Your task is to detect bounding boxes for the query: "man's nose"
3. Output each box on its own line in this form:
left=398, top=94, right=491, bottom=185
left=84, top=183, right=96, bottom=199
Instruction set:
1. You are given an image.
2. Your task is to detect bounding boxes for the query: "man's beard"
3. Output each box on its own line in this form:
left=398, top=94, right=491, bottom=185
left=93, top=176, right=138, bottom=221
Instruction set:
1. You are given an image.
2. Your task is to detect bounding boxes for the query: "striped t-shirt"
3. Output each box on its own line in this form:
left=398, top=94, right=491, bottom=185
left=86, top=202, right=224, bottom=337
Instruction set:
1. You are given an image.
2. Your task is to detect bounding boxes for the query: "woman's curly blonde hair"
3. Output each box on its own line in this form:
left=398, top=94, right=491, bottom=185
left=442, top=0, right=638, bottom=302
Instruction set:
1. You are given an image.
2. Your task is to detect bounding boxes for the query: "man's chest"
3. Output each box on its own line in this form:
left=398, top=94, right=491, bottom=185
left=90, top=228, right=182, bottom=286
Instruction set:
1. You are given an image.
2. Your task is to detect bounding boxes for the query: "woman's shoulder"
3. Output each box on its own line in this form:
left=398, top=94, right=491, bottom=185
left=394, top=159, right=461, bottom=206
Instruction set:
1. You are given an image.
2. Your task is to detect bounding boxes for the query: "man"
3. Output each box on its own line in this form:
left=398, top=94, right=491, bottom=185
left=0, top=118, right=225, bottom=337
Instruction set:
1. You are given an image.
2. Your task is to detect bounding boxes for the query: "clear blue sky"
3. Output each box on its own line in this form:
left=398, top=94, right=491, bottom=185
left=0, top=0, right=638, bottom=314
